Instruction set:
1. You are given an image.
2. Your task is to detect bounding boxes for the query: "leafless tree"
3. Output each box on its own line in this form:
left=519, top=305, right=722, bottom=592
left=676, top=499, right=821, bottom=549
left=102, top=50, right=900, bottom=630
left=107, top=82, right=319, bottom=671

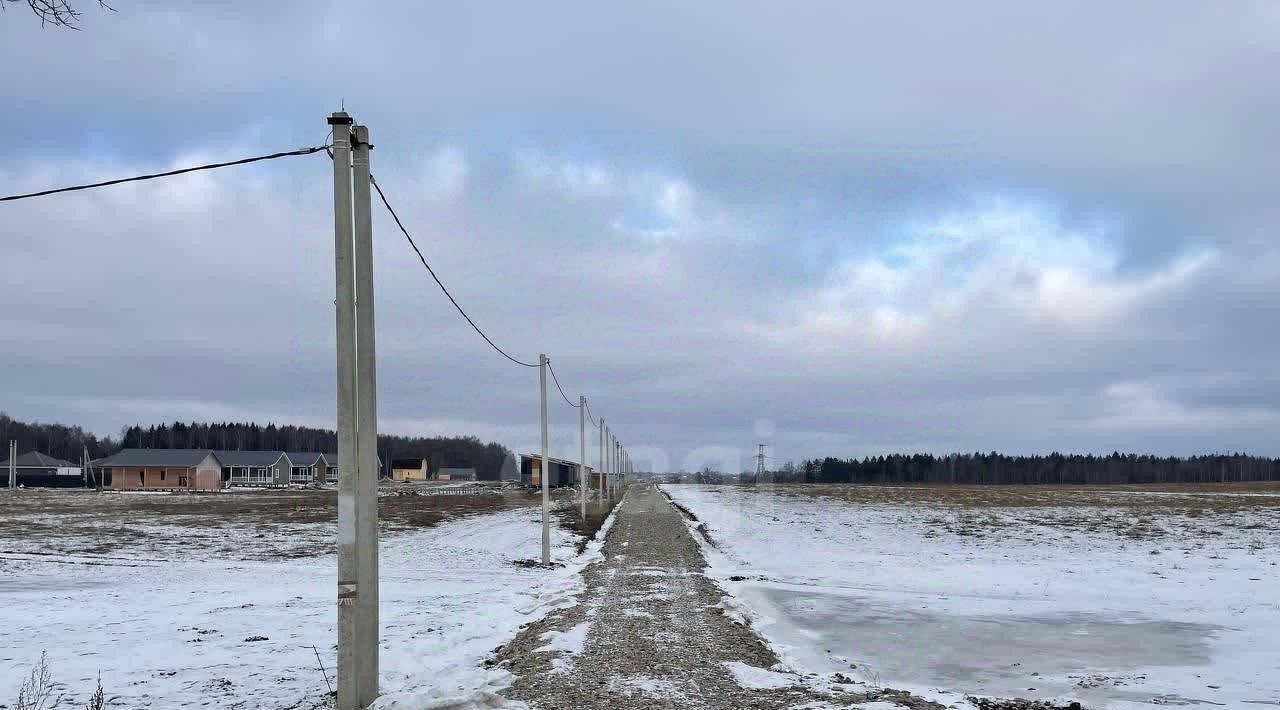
left=14, top=651, right=59, bottom=710
left=3, top=0, right=115, bottom=29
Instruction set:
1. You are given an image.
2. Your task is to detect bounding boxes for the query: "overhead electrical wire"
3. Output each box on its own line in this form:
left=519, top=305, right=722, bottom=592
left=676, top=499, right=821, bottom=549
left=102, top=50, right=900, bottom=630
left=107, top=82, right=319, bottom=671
left=2, top=132, right=624, bottom=441
left=546, top=360, right=581, bottom=409
left=368, top=174, right=539, bottom=368
left=0, top=145, right=330, bottom=202
left=371, top=167, right=610, bottom=429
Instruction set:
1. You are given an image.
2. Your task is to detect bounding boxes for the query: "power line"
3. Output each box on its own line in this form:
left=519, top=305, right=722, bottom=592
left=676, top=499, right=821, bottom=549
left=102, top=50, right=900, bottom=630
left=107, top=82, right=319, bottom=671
left=367, top=174, right=538, bottom=368
left=583, top=399, right=599, bottom=428
left=0, top=145, right=329, bottom=203
left=546, top=360, right=580, bottom=409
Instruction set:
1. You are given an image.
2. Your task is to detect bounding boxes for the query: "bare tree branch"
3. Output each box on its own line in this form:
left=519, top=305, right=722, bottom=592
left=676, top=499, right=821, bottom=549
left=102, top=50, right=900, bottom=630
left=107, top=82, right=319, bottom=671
left=2, top=0, right=115, bottom=30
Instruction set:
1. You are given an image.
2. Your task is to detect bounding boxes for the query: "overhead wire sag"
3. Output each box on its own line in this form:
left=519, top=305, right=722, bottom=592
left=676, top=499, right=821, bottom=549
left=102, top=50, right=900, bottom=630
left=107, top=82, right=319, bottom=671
left=546, top=360, right=581, bottom=409
left=367, top=174, right=539, bottom=368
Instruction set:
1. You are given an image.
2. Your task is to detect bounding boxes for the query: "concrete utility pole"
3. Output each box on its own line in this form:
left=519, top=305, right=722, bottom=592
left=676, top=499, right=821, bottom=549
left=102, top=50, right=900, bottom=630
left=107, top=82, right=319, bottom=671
left=579, top=396, right=587, bottom=521
left=330, top=111, right=378, bottom=710
left=9, top=440, right=15, bottom=489
left=539, top=354, right=551, bottom=566
left=604, top=426, right=611, bottom=500
left=351, top=122, right=381, bottom=705
left=598, top=419, right=605, bottom=502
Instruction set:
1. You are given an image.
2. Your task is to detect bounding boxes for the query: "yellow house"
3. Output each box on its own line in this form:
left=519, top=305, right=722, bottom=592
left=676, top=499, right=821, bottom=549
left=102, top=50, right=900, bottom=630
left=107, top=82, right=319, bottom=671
left=390, top=458, right=428, bottom=481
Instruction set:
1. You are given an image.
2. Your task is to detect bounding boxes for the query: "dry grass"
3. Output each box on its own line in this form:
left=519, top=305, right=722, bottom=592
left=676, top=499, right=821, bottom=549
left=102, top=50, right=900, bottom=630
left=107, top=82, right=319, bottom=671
left=555, top=496, right=619, bottom=553
left=730, top=482, right=1280, bottom=543
left=777, top=481, right=1280, bottom=510
left=0, top=486, right=549, bottom=561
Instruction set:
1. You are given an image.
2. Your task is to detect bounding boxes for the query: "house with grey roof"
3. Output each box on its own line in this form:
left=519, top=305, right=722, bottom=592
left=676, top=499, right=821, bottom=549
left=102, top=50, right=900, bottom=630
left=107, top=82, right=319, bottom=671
left=216, top=450, right=291, bottom=486
left=437, top=467, right=477, bottom=482
left=286, top=452, right=332, bottom=483
left=0, top=451, right=83, bottom=488
left=97, top=449, right=224, bottom=491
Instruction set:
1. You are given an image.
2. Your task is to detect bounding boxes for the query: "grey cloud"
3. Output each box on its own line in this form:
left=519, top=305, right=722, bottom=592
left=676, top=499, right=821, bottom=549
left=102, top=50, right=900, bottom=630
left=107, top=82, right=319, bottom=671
left=3, top=2, right=1280, bottom=462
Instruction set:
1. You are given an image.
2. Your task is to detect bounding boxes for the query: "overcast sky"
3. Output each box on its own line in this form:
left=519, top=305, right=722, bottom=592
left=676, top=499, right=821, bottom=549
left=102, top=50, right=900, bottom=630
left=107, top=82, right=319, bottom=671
left=3, top=2, right=1279, bottom=470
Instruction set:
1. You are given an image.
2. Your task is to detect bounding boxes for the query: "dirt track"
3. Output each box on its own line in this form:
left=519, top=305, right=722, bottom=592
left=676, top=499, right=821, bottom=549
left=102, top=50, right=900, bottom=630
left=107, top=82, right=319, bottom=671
left=497, top=484, right=945, bottom=709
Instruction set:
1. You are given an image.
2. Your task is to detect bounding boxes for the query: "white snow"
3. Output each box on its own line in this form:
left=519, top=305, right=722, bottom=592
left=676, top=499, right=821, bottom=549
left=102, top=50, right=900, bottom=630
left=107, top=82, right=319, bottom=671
left=607, top=674, right=683, bottom=700
left=0, top=503, right=593, bottom=710
left=535, top=620, right=591, bottom=674
left=664, top=484, right=1280, bottom=709
left=720, top=660, right=796, bottom=689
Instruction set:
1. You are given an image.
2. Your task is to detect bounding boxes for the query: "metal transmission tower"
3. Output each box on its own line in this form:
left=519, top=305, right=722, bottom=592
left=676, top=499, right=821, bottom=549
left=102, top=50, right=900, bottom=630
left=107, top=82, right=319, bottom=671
left=755, top=443, right=768, bottom=482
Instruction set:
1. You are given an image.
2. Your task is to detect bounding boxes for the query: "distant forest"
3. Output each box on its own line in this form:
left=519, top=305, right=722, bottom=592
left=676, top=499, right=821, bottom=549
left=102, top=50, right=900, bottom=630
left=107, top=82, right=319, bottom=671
left=747, top=453, right=1280, bottom=485
left=0, top=413, right=116, bottom=463
left=0, top=414, right=516, bottom=479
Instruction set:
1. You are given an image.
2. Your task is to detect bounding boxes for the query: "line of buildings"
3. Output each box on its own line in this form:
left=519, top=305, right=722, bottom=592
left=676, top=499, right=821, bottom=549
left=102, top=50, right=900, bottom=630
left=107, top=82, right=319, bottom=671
left=3, top=448, right=601, bottom=492
left=1, top=448, right=484, bottom=491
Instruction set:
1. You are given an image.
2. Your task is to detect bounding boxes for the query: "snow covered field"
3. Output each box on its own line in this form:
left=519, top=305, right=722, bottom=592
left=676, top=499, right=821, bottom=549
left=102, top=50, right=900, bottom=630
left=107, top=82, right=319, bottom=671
left=0, top=489, right=588, bottom=709
left=662, top=483, right=1280, bottom=709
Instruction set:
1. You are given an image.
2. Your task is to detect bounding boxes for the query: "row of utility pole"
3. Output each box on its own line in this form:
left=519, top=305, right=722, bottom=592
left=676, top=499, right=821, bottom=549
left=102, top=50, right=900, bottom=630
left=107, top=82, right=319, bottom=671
left=537, top=354, right=631, bottom=566
left=328, top=111, right=636, bottom=710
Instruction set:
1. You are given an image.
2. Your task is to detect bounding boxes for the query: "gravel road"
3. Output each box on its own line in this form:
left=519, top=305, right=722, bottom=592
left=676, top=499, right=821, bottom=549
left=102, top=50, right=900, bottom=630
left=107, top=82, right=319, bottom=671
left=497, top=484, right=945, bottom=709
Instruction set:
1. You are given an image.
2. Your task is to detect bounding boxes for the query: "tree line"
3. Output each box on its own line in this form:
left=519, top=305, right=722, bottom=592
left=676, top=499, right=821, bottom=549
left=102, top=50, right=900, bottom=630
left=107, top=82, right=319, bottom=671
left=1, top=414, right=516, bottom=480
left=119, top=421, right=515, bottom=480
left=0, top=414, right=117, bottom=463
left=740, top=452, right=1280, bottom=485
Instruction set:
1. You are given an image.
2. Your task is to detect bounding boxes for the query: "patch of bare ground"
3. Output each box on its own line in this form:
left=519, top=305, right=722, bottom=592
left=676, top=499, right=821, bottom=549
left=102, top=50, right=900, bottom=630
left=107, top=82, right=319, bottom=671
left=555, top=495, right=620, bottom=554
left=0, top=485, right=548, bottom=561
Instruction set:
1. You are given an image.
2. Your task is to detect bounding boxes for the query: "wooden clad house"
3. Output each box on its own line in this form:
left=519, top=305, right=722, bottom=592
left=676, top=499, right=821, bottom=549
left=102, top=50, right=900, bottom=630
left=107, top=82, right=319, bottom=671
left=391, top=458, right=429, bottom=482
left=97, top=449, right=224, bottom=491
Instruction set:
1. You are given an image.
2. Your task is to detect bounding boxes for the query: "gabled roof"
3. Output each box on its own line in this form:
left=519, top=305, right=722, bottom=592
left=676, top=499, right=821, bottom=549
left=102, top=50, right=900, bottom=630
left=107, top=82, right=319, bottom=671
left=97, top=449, right=221, bottom=468
left=215, top=450, right=287, bottom=467
left=0, top=451, right=80, bottom=469
left=286, top=452, right=328, bottom=467
left=392, top=458, right=426, bottom=469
